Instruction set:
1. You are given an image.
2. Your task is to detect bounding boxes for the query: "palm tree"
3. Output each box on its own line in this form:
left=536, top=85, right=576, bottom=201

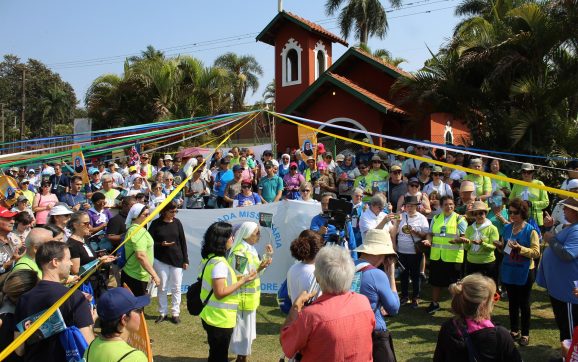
left=128, top=45, right=165, bottom=64
left=358, top=44, right=407, bottom=67
left=40, top=85, right=72, bottom=136
left=262, top=80, right=275, bottom=108
left=325, top=0, right=402, bottom=46
left=214, top=53, right=263, bottom=112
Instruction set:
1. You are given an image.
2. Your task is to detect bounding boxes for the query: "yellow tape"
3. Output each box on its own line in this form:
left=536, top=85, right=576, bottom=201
left=0, top=112, right=256, bottom=361
left=270, top=111, right=578, bottom=199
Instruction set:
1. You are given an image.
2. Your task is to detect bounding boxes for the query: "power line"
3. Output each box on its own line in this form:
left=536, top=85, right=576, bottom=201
left=46, top=1, right=458, bottom=70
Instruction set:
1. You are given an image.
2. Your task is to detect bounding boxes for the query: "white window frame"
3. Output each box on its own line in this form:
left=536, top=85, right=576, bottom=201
left=281, top=38, right=303, bottom=87
left=313, top=40, right=328, bottom=80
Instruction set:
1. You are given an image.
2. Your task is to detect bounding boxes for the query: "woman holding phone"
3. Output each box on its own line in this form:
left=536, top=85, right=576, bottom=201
left=149, top=201, right=188, bottom=324
left=227, top=222, right=272, bottom=362
left=496, top=198, right=540, bottom=346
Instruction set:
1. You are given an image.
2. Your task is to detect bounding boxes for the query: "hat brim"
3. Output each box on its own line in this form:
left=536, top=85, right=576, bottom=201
left=133, top=294, right=151, bottom=310
left=562, top=200, right=578, bottom=212
left=354, top=244, right=397, bottom=256
left=0, top=211, right=18, bottom=218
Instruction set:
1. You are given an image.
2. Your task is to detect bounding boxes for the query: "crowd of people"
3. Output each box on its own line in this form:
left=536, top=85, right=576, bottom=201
left=0, top=140, right=577, bottom=361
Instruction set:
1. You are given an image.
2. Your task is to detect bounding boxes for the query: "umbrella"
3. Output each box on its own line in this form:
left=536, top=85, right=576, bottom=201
left=177, top=147, right=212, bottom=159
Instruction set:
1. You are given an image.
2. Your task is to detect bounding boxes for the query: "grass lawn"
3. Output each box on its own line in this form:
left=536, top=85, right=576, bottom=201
left=146, top=285, right=562, bottom=361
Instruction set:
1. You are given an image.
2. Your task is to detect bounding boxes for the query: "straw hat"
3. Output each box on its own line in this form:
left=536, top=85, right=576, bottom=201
left=563, top=197, right=578, bottom=212
left=355, top=229, right=396, bottom=256
left=460, top=180, right=475, bottom=192
left=467, top=201, right=489, bottom=215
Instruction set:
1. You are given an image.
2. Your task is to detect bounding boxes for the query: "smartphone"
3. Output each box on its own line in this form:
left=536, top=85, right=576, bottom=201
left=95, top=249, right=107, bottom=257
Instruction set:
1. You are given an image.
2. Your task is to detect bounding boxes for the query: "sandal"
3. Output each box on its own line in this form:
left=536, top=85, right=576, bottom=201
left=519, top=336, right=529, bottom=346
left=510, top=331, right=521, bottom=340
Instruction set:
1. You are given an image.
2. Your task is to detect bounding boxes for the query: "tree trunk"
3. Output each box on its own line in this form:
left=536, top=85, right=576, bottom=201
left=361, top=24, right=369, bottom=46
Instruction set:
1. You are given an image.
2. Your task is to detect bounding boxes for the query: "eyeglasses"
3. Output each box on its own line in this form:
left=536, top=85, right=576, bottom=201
left=165, top=179, right=174, bottom=182
left=392, top=170, right=402, bottom=174
left=472, top=211, right=486, bottom=217
left=290, top=167, right=297, bottom=170
left=508, top=209, right=520, bottom=215
left=168, top=210, right=178, bottom=214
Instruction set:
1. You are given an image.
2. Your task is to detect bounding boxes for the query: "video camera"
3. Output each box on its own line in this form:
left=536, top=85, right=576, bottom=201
left=321, top=198, right=353, bottom=232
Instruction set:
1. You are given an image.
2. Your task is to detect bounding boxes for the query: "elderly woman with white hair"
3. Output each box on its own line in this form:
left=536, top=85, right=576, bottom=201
left=227, top=221, right=273, bottom=362
left=280, top=245, right=375, bottom=361
left=121, top=203, right=161, bottom=296
left=464, top=158, right=492, bottom=202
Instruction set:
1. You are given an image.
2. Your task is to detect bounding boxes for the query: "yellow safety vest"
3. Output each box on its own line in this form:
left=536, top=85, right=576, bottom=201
left=228, top=242, right=261, bottom=311
left=430, top=212, right=465, bottom=263
left=199, top=255, right=239, bottom=328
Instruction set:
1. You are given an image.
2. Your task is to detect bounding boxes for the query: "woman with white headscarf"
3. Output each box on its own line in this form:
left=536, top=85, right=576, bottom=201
left=121, top=203, right=161, bottom=296
left=227, top=221, right=273, bottom=362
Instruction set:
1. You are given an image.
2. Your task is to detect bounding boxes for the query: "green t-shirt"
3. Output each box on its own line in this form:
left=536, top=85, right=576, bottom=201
left=491, top=172, right=511, bottom=192
left=258, top=176, right=284, bottom=203
left=509, top=179, right=549, bottom=225
left=464, top=174, right=492, bottom=198
left=464, top=222, right=499, bottom=264
left=124, top=225, right=154, bottom=282
left=12, top=254, right=42, bottom=279
left=84, top=338, right=147, bottom=362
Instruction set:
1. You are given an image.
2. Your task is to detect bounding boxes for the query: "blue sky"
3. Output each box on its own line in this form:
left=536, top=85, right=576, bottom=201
left=0, top=0, right=462, bottom=108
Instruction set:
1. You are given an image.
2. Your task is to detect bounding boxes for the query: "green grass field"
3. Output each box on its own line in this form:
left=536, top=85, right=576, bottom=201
left=146, top=285, right=562, bottom=361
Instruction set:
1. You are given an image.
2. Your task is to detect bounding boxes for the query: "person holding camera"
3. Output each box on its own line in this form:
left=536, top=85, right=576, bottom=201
left=310, top=193, right=340, bottom=243
left=359, top=194, right=395, bottom=243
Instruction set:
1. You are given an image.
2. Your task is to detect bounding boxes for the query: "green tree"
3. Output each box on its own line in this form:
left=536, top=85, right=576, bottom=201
left=0, top=55, right=77, bottom=138
left=326, top=0, right=402, bottom=46
left=214, top=53, right=263, bottom=112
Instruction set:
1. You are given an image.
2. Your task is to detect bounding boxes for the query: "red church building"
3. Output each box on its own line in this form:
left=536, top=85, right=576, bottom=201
left=256, top=11, right=470, bottom=153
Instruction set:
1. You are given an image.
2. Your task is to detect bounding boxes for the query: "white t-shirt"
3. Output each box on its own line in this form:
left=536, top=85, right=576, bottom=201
left=286, top=262, right=316, bottom=304
left=359, top=208, right=392, bottom=242
left=211, top=260, right=229, bottom=279
left=396, top=212, right=429, bottom=254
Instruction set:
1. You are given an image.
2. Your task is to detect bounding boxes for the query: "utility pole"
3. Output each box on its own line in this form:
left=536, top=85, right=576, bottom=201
left=20, top=68, right=26, bottom=141
left=0, top=103, right=5, bottom=144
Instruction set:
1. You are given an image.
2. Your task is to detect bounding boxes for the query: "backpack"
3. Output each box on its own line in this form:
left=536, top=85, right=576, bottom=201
left=277, top=279, right=292, bottom=315
left=350, top=262, right=375, bottom=293
left=115, top=244, right=129, bottom=268
left=187, top=256, right=216, bottom=316
left=59, top=326, right=88, bottom=362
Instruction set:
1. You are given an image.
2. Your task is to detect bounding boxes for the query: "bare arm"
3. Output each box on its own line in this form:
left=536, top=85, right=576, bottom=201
left=135, top=251, right=160, bottom=285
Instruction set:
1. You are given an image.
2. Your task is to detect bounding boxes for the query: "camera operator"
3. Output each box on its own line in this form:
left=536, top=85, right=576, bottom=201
left=359, top=194, right=396, bottom=243
left=310, top=193, right=340, bottom=243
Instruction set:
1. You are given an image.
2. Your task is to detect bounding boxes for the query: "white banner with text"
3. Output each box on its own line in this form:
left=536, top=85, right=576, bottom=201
left=178, top=200, right=321, bottom=294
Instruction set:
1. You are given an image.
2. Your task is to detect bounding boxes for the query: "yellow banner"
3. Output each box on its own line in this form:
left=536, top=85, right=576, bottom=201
left=297, top=126, right=317, bottom=160
left=71, top=150, right=89, bottom=184
left=0, top=175, right=22, bottom=207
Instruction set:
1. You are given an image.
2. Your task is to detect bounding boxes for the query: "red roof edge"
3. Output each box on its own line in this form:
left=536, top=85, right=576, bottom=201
left=283, top=11, right=349, bottom=47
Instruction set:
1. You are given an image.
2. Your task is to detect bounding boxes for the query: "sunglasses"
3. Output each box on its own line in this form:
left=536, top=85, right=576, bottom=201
left=241, top=185, right=251, bottom=189
left=409, top=183, right=419, bottom=188
left=302, top=189, right=311, bottom=192
left=432, top=172, right=443, bottom=176
left=372, top=160, right=381, bottom=163
left=472, top=211, right=486, bottom=217
left=290, top=167, right=297, bottom=170
left=166, top=179, right=174, bottom=181
left=392, top=170, right=402, bottom=174
left=168, top=210, right=178, bottom=214
left=508, top=209, right=520, bottom=215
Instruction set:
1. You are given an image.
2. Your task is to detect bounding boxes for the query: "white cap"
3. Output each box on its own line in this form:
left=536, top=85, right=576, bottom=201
left=567, top=179, right=578, bottom=190
left=49, top=204, right=74, bottom=216
left=164, top=155, right=173, bottom=161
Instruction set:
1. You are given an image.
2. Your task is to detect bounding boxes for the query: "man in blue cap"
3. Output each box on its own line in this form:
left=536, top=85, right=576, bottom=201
left=84, top=287, right=150, bottom=361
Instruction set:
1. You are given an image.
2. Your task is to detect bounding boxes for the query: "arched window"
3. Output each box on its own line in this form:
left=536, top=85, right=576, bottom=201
left=287, top=49, right=299, bottom=82
left=313, top=41, right=328, bottom=80
left=281, top=38, right=302, bottom=87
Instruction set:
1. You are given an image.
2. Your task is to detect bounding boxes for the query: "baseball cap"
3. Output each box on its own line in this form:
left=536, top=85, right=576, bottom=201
left=90, top=169, right=100, bottom=175
left=232, top=165, right=243, bottom=172
left=227, top=152, right=234, bottom=158
left=335, top=154, right=345, bottom=162
left=263, top=150, right=273, bottom=156
left=408, top=177, right=419, bottom=185
left=27, top=169, right=35, bottom=174
left=220, top=158, right=230, bottom=165
left=264, top=161, right=274, bottom=168
left=97, top=287, right=150, bottom=322
left=390, top=165, right=402, bottom=172
left=164, top=155, right=173, bottom=161
left=19, top=178, right=30, bottom=185
left=129, top=166, right=137, bottom=173
left=0, top=206, right=17, bottom=219
left=289, top=162, right=298, bottom=168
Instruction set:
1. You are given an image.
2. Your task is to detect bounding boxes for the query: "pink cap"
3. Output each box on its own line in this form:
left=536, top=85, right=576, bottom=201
left=317, top=161, right=327, bottom=170
left=290, top=162, right=298, bottom=168
left=317, top=143, right=326, bottom=154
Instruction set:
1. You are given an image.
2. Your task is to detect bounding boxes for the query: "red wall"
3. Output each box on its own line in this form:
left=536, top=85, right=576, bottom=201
left=335, top=59, right=396, bottom=101
left=430, top=112, right=470, bottom=145
left=274, top=23, right=334, bottom=112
